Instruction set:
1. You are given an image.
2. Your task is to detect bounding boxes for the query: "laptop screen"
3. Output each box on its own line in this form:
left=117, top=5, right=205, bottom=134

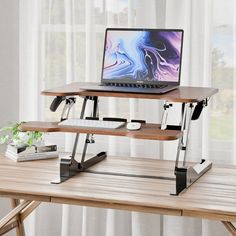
left=101, top=28, right=183, bottom=85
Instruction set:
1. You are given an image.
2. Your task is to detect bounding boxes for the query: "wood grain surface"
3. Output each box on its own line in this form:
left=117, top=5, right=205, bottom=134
left=41, top=82, right=218, bottom=103
left=20, top=122, right=183, bottom=141
left=0, top=155, right=236, bottom=221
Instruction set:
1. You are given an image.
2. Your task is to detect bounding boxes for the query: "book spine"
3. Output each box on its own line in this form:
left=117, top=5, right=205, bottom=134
left=5, top=150, right=58, bottom=162
left=36, top=145, right=57, bottom=153
left=19, top=151, right=58, bottom=158
left=6, top=145, right=57, bottom=156
left=6, top=149, right=35, bottom=157
left=17, top=152, right=58, bottom=162
left=7, top=145, right=30, bottom=154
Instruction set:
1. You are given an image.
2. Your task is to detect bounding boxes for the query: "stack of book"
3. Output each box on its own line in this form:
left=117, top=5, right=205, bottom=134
left=5, top=144, right=58, bottom=162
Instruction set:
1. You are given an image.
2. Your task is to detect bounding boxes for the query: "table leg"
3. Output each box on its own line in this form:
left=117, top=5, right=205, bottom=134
left=0, top=199, right=31, bottom=235
left=222, top=221, right=236, bottom=236
left=0, top=199, right=40, bottom=235
left=0, top=219, right=18, bottom=235
left=11, top=199, right=25, bottom=236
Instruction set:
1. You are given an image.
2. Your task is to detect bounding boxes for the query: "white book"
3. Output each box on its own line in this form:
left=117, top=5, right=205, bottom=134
left=6, top=144, right=57, bottom=156
left=6, top=144, right=35, bottom=154
left=5, top=150, right=58, bottom=162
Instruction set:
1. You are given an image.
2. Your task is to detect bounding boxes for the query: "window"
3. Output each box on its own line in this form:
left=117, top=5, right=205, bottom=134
left=40, top=0, right=130, bottom=121
left=209, top=0, right=236, bottom=161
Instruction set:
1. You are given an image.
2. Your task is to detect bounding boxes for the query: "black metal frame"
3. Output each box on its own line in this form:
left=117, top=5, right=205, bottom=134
left=51, top=96, right=107, bottom=184
left=160, top=98, right=211, bottom=195
left=50, top=94, right=211, bottom=195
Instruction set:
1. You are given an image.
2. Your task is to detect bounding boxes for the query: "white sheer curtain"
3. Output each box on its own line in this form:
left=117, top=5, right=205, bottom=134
left=16, top=0, right=236, bottom=235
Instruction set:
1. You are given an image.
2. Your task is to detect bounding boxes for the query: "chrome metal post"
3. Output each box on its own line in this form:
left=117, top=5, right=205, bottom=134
left=161, top=101, right=173, bottom=130
left=182, top=103, right=194, bottom=166
left=70, top=96, right=88, bottom=160
left=81, top=96, right=98, bottom=165
left=175, top=103, right=187, bottom=168
left=60, top=97, right=76, bottom=121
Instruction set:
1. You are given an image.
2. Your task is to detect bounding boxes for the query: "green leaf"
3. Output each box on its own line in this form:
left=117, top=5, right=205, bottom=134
left=0, top=122, right=43, bottom=146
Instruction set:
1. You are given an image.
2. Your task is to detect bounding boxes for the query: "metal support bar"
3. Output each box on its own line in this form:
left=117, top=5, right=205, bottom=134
left=164, top=101, right=212, bottom=195
left=182, top=103, right=194, bottom=166
left=81, top=133, right=90, bottom=165
left=222, top=221, right=236, bottom=236
left=169, top=101, right=212, bottom=195
left=161, top=102, right=211, bottom=195
left=60, top=97, right=76, bottom=121
left=172, top=159, right=212, bottom=195
left=81, top=96, right=98, bottom=164
left=51, top=152, right=107, bottom=184
left=175, top=103, right=187, bottom=168
left=81, top=151, right=107, bottom=169
left=161, top=102, right=173, bottom=130
left=71, top=96, right=88, bottom=160
left=175, top=103, right=194, bottom=168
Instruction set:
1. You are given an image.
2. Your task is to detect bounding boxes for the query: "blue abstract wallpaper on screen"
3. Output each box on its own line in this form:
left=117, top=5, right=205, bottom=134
left=103, top=30, right=183, bottom=82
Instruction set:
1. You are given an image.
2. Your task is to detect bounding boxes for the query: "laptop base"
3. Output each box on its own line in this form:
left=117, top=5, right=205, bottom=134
left=80, top=84, right=178, bottom=94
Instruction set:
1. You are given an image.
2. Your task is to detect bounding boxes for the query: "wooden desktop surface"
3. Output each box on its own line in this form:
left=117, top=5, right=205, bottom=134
left=41, top=82, right=218, bottom=103
left=20, top=122, right=183, bottom=141
left=1, top=155, right=236, bottom=222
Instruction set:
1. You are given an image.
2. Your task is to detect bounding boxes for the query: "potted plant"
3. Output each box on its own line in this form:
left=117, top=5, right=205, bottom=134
left=0, top=122, right=43, bottom=147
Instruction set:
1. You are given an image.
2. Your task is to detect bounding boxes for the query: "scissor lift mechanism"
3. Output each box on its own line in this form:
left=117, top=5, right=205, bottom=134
left=49, top=95, right=211, bottom=195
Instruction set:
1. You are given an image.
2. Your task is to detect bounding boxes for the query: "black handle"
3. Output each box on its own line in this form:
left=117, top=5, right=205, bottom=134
left=191, top=101, right=204, bottom=120
left=50, top=96, right=65, bottom=112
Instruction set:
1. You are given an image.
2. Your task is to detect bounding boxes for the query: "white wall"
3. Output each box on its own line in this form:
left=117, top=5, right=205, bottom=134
left=0, top=0, right=19, bottom=127
left=0, top=1, right=19, bottom=235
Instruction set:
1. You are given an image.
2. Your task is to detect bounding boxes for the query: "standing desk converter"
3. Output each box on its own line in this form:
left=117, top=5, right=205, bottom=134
left=1, top=83, right=236, bottom=236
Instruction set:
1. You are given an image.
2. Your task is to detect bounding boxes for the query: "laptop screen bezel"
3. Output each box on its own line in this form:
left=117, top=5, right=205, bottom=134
left=101, top=28, right=184, bottom=86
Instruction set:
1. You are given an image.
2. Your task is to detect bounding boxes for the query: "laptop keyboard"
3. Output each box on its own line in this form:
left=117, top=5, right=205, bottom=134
left=103, top=83, right=168, bottom=89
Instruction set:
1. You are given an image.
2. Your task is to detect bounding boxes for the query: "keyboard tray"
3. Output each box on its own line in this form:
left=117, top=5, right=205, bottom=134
left=21, top=121, right=183, bottom=141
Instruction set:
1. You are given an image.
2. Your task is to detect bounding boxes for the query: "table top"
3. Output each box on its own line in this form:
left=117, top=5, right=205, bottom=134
left=42, top=82, right=218, bottom=103
left=20, top=122, right=183, bottom=141
left=1, top=154, right=236, bottom=221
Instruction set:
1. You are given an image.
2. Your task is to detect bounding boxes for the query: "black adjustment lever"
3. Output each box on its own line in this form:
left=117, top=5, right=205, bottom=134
left=191, top=101, right=204, bottom=120
left=50, top=96, right=65, bottom=112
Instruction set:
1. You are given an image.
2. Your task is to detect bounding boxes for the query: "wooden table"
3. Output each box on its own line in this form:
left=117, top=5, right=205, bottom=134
left=7, top=84, right=221, bottom=235
left=0, top=155, right=236, bottom=235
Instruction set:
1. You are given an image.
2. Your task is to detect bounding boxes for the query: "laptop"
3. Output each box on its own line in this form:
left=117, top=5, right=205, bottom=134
left=81, top=28, right=184, bottom=94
